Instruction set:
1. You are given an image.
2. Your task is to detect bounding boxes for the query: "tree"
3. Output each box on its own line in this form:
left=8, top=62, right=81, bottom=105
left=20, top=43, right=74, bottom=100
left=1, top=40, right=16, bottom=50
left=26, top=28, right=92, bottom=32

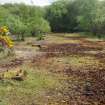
left=76, top=0, right=98, bottom=33
left=28, top=17, right=51, bottom=36
left=0, top=6, right=10, bottom=26
left=46, top=0, right=80, bottom=32
left=1, top=0, right=105, bottom=38
left=92, top=1, right=105, bottom=35
left=5, top=15, right=27, bottom=40
left=1, top=4, right=51, bottom=38
left=46, top=0, right=68, bottom=32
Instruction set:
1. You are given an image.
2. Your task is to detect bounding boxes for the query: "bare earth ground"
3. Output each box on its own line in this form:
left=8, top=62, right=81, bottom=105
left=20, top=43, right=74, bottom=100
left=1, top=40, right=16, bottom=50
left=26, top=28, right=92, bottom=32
left=0, top=33, right=105, bottom=105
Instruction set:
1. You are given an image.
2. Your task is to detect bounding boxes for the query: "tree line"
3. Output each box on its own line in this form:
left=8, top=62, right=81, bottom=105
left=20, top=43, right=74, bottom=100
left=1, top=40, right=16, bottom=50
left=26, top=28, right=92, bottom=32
left=46, top=0, right=105, bottom=36
left=0, top=0, right=105, bottom=38
left=0, top=4, right=51, bottom=40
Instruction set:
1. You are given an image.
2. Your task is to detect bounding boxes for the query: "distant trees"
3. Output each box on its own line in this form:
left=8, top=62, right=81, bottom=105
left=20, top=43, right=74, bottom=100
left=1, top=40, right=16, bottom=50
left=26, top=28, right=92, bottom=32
left=46, top=0, right=68, bottom=32
left=76, top=0, right=98, bottom=32
left=0, top=0, right=105, bottom=38
left=0, top=4, right=51, bottom=40
left=46, top=0, right=79, bottom=32
left=76, top=0, right=105, bottom=36
left=46, top=0, right=105, bottom=37
left=93, top=1, right=105, bottom=35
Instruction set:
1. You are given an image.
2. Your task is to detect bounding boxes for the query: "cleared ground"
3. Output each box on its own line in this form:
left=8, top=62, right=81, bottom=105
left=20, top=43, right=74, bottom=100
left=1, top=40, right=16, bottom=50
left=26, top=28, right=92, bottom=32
left=0, top=33, right=105, bottom=105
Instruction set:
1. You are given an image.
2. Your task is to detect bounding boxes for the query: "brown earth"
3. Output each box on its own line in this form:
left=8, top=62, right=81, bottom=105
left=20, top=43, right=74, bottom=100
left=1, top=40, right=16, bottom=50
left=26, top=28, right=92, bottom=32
left=1, top=34, right=105, bottom=105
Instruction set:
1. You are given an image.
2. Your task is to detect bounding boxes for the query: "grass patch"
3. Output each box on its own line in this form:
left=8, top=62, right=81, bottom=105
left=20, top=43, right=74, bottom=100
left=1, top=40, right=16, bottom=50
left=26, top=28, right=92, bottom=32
left=51, top=55, right=102, bottom=70
left=0, top=66, right=61, bottom=105
left=66, top=56, right=99, bottom=68
left=45, top=35, right=81, bottom=44
left=64, top=33, right=83, bottom=37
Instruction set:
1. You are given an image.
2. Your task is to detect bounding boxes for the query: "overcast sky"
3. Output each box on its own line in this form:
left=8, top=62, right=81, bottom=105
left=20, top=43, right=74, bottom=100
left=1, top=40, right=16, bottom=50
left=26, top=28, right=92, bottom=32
left=0, top=0, right=54, bottom=6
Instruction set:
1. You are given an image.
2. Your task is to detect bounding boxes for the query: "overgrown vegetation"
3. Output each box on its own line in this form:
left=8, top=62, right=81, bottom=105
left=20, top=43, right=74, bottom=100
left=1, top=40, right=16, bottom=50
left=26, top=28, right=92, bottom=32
left=0, top=4, right=51, bottom=40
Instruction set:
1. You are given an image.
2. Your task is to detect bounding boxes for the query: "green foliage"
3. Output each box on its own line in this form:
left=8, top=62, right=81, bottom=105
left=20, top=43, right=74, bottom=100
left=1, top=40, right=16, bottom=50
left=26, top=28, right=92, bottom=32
left=0, top=0, right=105, bottom=37
left=28, top=17, right=51, bottom=36
left=46, top=0, right=69, bottom=32
left=46, top=0, right=105, bottom=37
left=0, top=4, right=51, bottom=40
left=36, top=34, right=45, bottom=41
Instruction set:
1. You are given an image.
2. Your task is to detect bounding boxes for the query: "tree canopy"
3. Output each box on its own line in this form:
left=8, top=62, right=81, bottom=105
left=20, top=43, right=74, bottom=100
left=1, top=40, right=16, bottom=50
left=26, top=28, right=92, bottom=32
left=0, top=0, right=105, bottom=38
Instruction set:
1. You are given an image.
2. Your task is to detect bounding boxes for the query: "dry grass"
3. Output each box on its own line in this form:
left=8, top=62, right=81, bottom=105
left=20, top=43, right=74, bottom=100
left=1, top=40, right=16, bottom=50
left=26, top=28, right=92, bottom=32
left=60, top=55, right=102, bottom=70
left=45, top=35, right=81, bottom=44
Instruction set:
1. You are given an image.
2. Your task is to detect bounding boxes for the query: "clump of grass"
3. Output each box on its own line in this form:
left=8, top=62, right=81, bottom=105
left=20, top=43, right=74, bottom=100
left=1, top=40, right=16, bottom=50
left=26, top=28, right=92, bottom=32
left=67, top=56, right=99, bottom=67
left=0, top=69, right=27, bottom=81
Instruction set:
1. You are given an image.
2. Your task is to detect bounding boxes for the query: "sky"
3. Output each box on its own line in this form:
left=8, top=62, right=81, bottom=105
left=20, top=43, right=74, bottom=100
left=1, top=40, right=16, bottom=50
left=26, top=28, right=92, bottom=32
left=0, top=0, right=54, bottom=6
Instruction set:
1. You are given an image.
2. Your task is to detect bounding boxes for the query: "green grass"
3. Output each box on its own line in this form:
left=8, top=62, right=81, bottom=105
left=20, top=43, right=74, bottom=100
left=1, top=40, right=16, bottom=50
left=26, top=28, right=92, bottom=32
left=0, top=66, right=61, bottom=105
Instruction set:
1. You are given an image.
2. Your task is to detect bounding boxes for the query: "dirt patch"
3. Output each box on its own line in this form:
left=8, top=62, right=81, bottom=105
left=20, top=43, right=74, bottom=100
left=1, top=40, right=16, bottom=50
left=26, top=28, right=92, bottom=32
left=61, top=67, right=105, bottom=105
left=0, top=58, right=23, bottom=71
left=41, top=43, right=103, bottom=57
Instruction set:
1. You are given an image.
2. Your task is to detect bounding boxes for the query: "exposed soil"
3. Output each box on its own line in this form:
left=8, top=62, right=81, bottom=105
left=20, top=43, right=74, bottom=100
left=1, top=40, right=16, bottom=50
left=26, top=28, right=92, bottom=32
left=1, top=34, right=105, bottom=105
